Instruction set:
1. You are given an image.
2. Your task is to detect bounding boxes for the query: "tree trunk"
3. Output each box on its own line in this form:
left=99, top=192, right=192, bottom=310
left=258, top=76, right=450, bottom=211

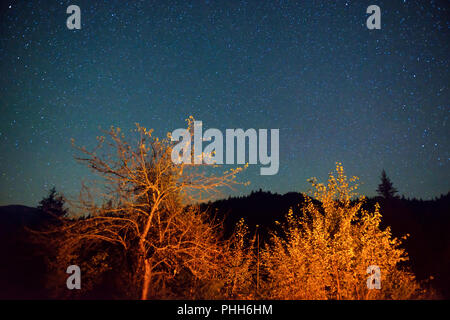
left=141, top=259, right=152, bottom=300
left=139, top=200, right=160, bottom=300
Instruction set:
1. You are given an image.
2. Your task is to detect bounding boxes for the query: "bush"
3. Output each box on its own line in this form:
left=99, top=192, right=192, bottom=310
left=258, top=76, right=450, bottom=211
left=262, top=163, right=424, bottom=299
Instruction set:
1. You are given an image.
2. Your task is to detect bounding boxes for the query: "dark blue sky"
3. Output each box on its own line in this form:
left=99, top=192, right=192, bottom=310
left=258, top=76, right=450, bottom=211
left=0, top=0, right=449, bottom=206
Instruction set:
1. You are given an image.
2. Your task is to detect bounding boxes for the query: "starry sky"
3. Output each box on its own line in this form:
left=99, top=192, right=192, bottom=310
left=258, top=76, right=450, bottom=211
left=0, top=0, right=449, bottom=206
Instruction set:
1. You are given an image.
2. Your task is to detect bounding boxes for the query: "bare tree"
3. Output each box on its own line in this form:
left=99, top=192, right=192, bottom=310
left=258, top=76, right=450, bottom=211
left=50, top=119, right=244, bottom=299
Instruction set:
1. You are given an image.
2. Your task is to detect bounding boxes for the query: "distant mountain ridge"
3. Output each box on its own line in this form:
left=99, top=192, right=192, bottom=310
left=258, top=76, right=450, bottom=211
left=0, top=191, right=449, bottom=298
left=0, top=205, right=50, bottom=299
left=202, top=189, right=450, bottom=233
left=201, top=190, right=307, bottom=236
left=0, top=205, right=42, bottom=235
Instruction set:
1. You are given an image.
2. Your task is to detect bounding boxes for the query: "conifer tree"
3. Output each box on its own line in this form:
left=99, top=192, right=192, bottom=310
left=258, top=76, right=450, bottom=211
left=37, top=187, right=67, bottom=217
left=376, top=169, right=398, bottom=199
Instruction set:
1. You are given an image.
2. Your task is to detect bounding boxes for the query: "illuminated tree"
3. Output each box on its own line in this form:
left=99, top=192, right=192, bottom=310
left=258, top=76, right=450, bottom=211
left=262, top=163, right=422, bottom=299
left=221, top=218, right=257, bottom=299
left=47, top=119, right=244, bottom=299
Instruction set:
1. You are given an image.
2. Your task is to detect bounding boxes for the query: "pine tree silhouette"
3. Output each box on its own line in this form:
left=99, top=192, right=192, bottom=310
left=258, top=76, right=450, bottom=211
left=37, top=187, right=67, bottom=217
left=376, top=170, right=398, bottom=199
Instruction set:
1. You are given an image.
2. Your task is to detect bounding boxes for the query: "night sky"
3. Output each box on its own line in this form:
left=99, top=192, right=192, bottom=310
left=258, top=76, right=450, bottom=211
left=0, top=0, right=448, bottom=206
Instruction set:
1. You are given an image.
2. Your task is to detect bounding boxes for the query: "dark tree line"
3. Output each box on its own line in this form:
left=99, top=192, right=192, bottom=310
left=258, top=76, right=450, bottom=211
left=1, top=164, right=447, bottom=299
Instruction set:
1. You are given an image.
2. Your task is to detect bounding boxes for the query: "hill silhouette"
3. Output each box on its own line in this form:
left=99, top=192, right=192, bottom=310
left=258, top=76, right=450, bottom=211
left=200, top=190, right=307, bottom=239
left=0, top=205, right=50, bottom=299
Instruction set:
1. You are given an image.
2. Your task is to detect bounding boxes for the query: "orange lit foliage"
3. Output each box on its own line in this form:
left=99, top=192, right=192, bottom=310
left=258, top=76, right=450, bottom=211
left=47, top=118, right=244, bottom=299
left=262, top=163, right=423, bottom=299
left=221, top=218, right=257, bottom=299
